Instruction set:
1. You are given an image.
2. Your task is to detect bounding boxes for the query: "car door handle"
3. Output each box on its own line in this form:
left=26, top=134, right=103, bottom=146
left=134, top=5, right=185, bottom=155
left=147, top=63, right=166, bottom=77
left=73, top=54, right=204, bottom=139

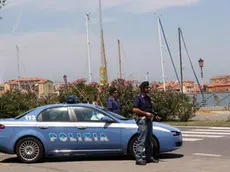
left=39, top=126, right=48, bottom=129
left=76, top=126, right=86, bottom=130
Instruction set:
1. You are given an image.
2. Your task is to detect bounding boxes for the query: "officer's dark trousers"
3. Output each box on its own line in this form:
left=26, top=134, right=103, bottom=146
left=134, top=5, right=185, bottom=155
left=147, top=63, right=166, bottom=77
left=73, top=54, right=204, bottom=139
left=135, top=117, right=154, bottom=161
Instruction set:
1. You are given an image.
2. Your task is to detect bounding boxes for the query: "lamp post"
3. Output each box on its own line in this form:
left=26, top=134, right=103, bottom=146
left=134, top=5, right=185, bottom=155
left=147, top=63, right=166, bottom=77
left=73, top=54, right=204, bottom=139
left=198, top=58, right=205, bottom=105
left=198, top=58, right=204, bottom=79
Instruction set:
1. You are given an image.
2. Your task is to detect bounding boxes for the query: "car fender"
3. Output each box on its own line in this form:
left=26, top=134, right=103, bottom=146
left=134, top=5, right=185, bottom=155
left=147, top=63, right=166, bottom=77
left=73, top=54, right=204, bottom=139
left=11, top=129, right=48, bottom=154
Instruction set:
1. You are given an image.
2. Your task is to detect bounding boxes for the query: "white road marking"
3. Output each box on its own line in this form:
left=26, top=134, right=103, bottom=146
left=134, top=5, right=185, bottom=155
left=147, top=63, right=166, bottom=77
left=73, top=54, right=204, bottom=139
left=182, top=138, right=203, bottom=141
left=182, top=131, right=230, bottom=135
left=182, top=134, right=224, bottom=138
left=192, top=129, right=230, bottom=132
left=209, top=127, right=230, bottom=130
left=193, top=153, right=222, bottom=157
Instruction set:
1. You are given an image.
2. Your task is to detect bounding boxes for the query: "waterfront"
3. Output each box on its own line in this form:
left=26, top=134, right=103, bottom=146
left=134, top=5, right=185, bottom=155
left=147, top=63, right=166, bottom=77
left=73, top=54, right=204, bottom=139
left=188, top=93, right=230, bottom=107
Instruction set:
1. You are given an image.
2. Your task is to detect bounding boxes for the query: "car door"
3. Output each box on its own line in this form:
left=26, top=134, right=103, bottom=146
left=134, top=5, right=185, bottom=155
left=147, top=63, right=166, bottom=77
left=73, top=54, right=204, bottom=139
left=71, top=106, right=122, bottom=152
left=36, top=106, right=77, bottom=154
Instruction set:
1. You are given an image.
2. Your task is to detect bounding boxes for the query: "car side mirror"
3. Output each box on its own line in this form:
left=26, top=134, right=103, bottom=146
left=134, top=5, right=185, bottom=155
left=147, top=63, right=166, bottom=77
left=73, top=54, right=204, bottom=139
left=101, top=116, right=114, bottom=123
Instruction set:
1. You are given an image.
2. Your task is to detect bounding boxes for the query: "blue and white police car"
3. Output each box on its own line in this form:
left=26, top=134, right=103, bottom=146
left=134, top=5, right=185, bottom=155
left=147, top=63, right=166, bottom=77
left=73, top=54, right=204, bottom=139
left=0, top=103, right=183, bottom=163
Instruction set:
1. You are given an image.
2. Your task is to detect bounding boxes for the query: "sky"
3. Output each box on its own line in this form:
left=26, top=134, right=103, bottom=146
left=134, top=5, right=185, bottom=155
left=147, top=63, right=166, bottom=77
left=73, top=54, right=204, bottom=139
left=0, top=0, right=229, bottom=84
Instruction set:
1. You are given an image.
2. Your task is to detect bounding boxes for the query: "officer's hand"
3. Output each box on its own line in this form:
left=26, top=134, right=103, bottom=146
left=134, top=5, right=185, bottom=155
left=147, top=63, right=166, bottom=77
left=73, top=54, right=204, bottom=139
left=145, top=112, right=153, bottom=118
left=155, top=116, right=161, bottom=121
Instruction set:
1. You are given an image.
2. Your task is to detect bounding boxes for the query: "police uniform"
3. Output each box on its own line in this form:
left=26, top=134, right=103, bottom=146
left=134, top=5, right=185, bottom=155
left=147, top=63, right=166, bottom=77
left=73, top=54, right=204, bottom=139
left=107, top=96, right=120, bottom=114
left=106, top=87, right=121, bottom=114
left=133, top=82, right=159, bottom=165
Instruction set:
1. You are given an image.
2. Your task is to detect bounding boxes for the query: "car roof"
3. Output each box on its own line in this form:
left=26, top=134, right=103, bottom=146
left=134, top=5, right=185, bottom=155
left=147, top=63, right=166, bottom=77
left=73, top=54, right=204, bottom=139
left=37, top=103, right=101, bottom=111
left=39, top=103, right=96, bottom=108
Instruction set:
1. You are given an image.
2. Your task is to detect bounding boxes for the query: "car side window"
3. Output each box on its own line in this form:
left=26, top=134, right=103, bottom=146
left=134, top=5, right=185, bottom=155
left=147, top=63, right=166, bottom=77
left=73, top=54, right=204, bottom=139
left=38, top=107, right=71, bottom=122
left=72, top=107, right=108, bottom=122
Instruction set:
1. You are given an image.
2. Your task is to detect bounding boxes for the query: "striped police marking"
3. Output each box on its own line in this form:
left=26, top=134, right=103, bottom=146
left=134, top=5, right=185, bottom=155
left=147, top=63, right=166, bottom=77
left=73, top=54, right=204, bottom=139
left=0, top=121, right=171, bottom=132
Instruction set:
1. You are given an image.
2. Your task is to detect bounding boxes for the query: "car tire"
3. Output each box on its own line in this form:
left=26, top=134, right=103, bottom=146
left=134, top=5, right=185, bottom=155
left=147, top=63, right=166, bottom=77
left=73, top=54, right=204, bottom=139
left=15, top=137, right=44, bottom=163
left=128, top=135, right=159, bottom=159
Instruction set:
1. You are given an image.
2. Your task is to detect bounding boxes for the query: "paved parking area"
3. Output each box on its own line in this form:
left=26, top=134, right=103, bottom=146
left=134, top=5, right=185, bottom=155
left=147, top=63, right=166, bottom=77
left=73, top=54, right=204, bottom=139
left=0, top=153, right=230, bottom=172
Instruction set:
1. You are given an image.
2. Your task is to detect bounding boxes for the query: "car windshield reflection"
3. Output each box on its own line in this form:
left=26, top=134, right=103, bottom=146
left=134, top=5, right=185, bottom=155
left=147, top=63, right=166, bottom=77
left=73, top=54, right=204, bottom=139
left=96, top=106, right=128, bottom=120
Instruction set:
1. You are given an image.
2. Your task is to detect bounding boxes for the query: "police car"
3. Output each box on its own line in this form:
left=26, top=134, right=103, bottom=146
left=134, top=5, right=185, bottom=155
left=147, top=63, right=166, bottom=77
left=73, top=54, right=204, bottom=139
left=0, top=103, right=182, bottom=163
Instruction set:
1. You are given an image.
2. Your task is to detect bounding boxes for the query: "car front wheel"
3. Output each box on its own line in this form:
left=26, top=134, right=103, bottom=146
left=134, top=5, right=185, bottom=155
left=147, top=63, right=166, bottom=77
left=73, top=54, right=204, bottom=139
left=15, top=137, right=44, bottom=163
left=129, top=135, right=159, bottom=159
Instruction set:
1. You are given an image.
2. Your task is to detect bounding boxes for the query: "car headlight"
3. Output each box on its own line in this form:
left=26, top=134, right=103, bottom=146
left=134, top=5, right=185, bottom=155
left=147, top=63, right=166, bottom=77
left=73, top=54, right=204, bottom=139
left=171, top=131, right=181, bottom=136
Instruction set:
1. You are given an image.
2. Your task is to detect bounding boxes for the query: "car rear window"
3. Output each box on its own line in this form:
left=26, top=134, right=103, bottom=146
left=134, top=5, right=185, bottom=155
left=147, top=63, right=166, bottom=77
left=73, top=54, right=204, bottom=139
left=14, top=108, right=37, bottom=119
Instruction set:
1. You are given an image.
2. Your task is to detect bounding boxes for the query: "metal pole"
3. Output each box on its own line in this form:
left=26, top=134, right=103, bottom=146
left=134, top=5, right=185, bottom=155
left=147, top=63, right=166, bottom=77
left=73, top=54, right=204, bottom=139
left=117, top=39, right=122, bottom=79
left=16, top=45, right=20, bottom=90
left=157, top=16, right=166, bottom=91
left=86, top=14, right=92, bottom=83
left=99, top=0, right=104, bottom=67
left=178, top=27, right=183, bottom=93
left=99, top=0, right=108, bottom=84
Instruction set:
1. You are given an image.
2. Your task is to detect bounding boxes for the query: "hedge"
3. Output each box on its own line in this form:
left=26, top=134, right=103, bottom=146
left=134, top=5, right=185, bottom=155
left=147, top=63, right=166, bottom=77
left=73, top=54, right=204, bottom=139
left=0, top=78, right=199, bottom=121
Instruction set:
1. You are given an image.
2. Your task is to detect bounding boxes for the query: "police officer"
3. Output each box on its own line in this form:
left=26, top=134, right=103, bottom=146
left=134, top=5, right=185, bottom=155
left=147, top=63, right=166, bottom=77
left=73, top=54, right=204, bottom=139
left=106, top=87, right=120, bottom=114
left=132, top=81, right=161, bottom=165
left=66, top=95, right=79, bottom=104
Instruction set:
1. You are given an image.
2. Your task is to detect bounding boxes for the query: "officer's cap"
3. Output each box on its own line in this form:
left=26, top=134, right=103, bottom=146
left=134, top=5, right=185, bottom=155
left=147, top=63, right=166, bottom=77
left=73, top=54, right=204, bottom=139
left=139, top=81, right=150, bottom=89
left=66, top=95, right=79, bottom=104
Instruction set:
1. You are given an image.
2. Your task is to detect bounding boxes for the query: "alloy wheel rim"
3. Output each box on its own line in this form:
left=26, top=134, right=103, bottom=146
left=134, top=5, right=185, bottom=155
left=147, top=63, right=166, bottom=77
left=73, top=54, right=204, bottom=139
left=19, top=140, right=39, bottom=161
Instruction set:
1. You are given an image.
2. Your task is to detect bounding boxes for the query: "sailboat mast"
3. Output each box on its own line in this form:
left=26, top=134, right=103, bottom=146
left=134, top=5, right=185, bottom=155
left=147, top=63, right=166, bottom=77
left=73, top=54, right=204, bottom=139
left=117, top=39, right=122, bottom=79
left=178, top=27, right=183, bottom=93
left=16, top=45, right=20, bottom=90
left=158, top=17, right=181, bottom=88
left=86, top=13, right=92, bottom=83
left=99, top=0, right=108, bottom=85
left=157, top=16, right=166, bottom=91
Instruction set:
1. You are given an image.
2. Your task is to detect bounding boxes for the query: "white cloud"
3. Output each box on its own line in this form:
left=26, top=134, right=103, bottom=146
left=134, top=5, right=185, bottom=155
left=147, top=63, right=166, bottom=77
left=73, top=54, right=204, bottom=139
left=5, top=0, right=200, bottom=13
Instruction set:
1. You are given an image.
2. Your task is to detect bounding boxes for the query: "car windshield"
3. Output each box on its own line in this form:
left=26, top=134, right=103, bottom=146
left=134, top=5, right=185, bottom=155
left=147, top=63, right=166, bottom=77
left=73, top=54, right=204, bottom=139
left=96, top=106, right=128, bottom=120
left=14, top=108, right=37, bottom=119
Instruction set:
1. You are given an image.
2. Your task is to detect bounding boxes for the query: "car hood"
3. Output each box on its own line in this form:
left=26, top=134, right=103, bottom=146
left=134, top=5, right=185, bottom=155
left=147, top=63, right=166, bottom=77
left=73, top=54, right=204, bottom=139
left=153, top=122, right=181, bottom=132
left=120, top=119, right=180, bottom=132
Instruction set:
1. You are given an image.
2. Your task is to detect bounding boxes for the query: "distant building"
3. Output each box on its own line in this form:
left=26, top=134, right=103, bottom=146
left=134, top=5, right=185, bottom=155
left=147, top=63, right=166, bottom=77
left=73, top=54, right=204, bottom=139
left=210, top=75, right=230, bottom=83
left=3, top=77, right=54, bottom=97
left=0, top=84, right=4, bottom=96
left=207, top=75, right=230, bottom=93
left=155, top=80, right=201, bottom=93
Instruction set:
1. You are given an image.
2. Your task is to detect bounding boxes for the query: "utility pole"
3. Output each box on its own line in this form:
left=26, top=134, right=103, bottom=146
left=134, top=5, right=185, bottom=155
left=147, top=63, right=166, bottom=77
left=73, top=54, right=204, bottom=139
left=178, top=27, right=183, bottom=93
left=99, top=0, right=108, bottom=86
left=157, top=16, right=166, bottom=91
left=16, top=45, right=20, bottom=90
left=117, top=39, right=122, bottom=79
left=85, top=13, right=92, bottom=83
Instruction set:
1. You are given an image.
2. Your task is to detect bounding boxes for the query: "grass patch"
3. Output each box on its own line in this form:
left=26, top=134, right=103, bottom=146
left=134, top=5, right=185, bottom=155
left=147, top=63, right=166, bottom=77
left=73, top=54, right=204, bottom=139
left=165, top=120, right=230, bottom=127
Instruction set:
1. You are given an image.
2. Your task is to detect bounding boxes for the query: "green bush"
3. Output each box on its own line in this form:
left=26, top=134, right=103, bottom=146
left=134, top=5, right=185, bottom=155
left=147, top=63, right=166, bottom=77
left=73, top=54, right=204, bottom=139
left=0, top=78, right=198, bottom=121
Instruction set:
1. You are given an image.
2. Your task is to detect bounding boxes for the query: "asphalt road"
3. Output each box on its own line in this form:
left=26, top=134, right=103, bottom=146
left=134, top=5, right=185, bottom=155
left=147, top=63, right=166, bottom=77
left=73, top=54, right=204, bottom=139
left=1, top=126, right=230, bottom=172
